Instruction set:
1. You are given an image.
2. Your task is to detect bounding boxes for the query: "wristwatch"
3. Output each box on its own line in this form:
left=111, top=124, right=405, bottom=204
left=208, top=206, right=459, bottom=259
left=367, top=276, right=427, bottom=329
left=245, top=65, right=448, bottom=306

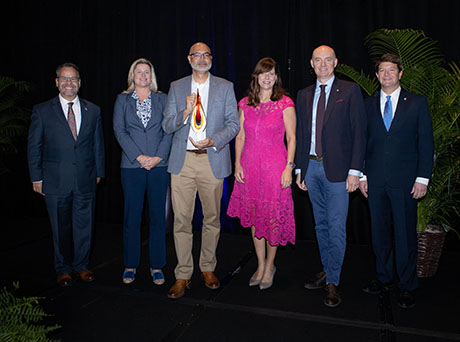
left=287, top=161, right=296, bottom=169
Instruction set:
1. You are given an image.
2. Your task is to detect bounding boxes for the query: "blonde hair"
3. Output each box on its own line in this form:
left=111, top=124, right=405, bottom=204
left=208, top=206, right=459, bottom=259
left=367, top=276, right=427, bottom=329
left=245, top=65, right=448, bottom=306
left=123, top=58, right=158, bottom=94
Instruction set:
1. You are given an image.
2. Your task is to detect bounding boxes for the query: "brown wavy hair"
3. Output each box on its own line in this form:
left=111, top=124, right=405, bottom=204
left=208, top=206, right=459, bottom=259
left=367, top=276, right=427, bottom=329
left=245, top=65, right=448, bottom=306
left=247, top=57, right=286, bottom=107
left=375, top=53, right=403, bottom=72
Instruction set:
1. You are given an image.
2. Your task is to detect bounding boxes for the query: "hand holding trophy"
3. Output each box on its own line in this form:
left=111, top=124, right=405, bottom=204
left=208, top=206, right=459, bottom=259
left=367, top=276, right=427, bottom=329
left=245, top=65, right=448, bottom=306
left=191, top=89, right=207, bottom=140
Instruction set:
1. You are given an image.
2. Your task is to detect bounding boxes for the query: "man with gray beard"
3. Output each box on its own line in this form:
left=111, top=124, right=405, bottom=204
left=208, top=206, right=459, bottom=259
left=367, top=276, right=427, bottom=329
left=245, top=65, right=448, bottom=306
left=162, top=42, right=239, bottom=299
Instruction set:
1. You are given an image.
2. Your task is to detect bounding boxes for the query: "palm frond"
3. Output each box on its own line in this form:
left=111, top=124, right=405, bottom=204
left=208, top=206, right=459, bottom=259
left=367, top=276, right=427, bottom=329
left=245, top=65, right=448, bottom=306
left=0, top=283, right=61, bottom=341
left=335, top=64, right=379, bottom=96
left=0, top=77, right=32, bottom=94
left=0, top=76, right=32, bottom=174
left=365, top=29, right=444, bottom=68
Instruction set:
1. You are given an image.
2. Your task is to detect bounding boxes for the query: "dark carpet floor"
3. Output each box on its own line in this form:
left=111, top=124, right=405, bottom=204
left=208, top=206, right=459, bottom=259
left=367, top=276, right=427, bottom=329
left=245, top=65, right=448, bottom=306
left=1, top=217, right=459, bottom=342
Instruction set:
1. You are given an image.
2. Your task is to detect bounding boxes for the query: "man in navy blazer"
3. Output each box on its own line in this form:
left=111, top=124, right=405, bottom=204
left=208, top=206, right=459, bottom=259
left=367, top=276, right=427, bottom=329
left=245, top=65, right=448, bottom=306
left=295, top=45, right=366, bottom=307
left=359, top=53, right=434, bottom=309
left=28, top=63, right=105, bottom=286
left=163, top=42, right=239, bottom=299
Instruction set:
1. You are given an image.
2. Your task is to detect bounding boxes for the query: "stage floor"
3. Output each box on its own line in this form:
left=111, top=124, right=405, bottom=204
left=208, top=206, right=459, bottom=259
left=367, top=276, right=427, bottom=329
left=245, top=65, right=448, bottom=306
left=1, top=218, right=459, bottom=341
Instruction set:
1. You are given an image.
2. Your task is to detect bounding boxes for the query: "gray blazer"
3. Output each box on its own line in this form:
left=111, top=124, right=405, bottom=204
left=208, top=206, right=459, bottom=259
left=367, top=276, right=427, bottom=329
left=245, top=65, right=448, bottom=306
left=162, top=74, right=239, bottom=179
left=113, top=91, right=172, bottom=168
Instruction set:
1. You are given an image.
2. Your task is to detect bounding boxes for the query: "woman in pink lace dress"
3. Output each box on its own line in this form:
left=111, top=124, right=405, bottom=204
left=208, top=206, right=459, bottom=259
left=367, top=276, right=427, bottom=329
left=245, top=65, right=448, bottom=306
left=227, top=57, right=296, bottom=290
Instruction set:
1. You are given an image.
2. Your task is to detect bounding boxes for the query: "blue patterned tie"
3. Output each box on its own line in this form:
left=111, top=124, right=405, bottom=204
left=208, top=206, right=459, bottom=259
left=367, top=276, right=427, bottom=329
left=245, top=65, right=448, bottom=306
left=383, top=95, right=392, bottom=131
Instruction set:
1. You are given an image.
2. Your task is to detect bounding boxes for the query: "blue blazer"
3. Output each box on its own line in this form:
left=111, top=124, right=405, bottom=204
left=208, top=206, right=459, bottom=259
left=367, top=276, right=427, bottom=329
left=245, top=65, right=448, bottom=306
left=162, top=74, right=239, bottom=179
left=295, top=78, right=366, bottom=182
left=27, top=96, right=105, bottom=194
left=363, top=89, right=434, bottom=188
left=113, top=91, right=172, bottom=168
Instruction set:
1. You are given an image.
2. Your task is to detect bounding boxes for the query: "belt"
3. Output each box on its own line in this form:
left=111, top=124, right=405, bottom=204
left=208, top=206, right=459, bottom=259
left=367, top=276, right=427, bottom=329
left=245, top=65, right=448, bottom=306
left=309, top=155, right=323, bottom=161
left=187, top=149, right=207, bottom=155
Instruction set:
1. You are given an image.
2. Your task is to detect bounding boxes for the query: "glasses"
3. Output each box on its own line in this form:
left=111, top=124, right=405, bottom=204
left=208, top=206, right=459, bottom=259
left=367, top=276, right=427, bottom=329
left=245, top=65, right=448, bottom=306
left=57, top=76, right=80, bottom=82
left=189, top=52, right=212, bottom=59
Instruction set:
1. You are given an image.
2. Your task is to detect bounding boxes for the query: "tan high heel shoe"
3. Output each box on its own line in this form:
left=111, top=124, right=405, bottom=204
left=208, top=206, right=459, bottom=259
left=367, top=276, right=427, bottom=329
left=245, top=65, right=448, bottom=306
left=259, top=266, right=276, bottom=290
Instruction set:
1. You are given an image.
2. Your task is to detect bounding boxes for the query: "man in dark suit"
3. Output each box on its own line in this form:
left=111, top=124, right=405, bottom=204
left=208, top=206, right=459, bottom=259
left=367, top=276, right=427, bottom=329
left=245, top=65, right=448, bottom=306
left=295, top=45, right=366, bottom=307
left=28, top=63, right=105, bottom=286
left=359, top=53, right=434, bottom=309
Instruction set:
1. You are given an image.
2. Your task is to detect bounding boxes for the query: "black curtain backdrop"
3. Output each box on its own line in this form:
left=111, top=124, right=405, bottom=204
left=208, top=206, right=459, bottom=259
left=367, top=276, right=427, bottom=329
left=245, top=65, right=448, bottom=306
left=2, top=0, right=459, bottom=244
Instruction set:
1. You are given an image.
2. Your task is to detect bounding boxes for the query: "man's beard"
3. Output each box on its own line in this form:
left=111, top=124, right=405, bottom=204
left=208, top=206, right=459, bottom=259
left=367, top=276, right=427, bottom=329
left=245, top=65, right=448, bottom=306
left=190, top=61, right=212, bottom=72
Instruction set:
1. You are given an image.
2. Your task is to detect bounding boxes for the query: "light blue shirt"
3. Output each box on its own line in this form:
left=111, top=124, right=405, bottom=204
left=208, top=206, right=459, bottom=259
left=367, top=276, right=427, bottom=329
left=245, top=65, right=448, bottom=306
left=307, top=76, right=360, bottom=177
left=309, top=77, right=334, bottom=156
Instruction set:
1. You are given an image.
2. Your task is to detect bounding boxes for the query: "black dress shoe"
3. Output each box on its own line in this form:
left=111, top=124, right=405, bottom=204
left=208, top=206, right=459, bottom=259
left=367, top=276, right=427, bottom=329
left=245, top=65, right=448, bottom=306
left=398, top=290, right=415, bottom=309
left=304, top=271, right=326, bottom=289
left=363, top=280, right=393, bottom=295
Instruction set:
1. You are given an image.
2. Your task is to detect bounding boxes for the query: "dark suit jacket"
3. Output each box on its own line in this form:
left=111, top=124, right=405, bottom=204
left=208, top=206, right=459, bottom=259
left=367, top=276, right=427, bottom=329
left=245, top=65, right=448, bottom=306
left=363, top=88, right=434, bottom=188
left=295, top=78, right=366, bottom=182
left=28, top=96, right=105, bottom=194
left=113, top=91, right=171, bottom=168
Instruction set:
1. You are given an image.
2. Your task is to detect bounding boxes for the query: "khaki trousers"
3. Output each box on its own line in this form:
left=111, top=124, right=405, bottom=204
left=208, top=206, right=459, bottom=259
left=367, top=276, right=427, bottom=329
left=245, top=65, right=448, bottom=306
left=171, top=152, right=223, bottom=279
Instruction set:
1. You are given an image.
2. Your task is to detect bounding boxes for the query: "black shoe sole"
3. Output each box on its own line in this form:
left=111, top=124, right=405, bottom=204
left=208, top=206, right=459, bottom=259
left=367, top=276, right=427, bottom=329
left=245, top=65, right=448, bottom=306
left=324, top=298, right=342, bottom=308
left=363, top=287, right=381, bottom=295
left=304, top=283, right=326, bottom=290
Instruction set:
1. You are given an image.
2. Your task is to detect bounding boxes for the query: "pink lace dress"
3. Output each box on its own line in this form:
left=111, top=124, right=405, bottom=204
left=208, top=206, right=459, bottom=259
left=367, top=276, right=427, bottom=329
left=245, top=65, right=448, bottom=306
left=227, top=95, right=295, bottom=246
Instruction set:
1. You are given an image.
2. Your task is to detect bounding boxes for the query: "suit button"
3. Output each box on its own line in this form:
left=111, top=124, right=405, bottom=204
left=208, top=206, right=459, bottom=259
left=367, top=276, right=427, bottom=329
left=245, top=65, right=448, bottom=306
left=72, top=163, right=76, bottom=165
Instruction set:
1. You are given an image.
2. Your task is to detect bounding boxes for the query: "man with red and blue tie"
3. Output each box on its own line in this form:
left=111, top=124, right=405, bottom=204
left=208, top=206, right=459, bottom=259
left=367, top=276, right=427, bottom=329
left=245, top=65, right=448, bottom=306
left=28, top=63, right=105, bottom=287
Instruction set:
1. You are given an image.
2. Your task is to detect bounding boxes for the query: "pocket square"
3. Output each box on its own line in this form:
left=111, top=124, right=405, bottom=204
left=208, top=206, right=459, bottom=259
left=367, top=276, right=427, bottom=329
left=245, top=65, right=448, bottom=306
left=336, top=99, right=344, bottom=103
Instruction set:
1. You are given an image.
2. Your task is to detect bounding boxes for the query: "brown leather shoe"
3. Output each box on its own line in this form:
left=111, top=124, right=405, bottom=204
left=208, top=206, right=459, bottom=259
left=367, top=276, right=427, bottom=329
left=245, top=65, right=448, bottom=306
left=304, top=271, right=326, bottom=289
left=202, top=271, right=220, bottom=289
left=57, top=274, right=72, bottom=287
left=168, top=279, right=191, bottom=299
left=324, top=283, right=341, bottom=307
left=78, top=270, right=95, bottom=282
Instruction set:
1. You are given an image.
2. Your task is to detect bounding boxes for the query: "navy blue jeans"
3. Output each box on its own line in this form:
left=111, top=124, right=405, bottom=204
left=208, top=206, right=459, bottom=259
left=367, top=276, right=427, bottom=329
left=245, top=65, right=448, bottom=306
left=121, top=167, right=169, bottom=269
left=305, top=160, right=348, bottom=285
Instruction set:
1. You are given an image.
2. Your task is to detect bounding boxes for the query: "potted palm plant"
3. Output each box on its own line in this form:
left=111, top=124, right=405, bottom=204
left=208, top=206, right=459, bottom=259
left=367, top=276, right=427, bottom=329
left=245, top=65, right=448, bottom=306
left=336, top=28, right=460, bottom=277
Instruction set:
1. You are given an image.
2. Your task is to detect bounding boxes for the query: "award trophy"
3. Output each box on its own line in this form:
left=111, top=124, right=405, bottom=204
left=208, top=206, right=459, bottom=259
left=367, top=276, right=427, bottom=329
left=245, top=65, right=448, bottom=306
left=191, top=89, right=207, bottom=141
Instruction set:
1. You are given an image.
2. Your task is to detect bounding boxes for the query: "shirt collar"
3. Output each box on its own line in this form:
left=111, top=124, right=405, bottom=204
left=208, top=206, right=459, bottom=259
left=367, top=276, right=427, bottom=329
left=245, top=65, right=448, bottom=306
left=192, top=73, right=210, bottom=88
left=59, top=94, right=80, bottom=107
left=380, top=86, right=401, bottom=99
left=316, top=76, right=335, bottom=89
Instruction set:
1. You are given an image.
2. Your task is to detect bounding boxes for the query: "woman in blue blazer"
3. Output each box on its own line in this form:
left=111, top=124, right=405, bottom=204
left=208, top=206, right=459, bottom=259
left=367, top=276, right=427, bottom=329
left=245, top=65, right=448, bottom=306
left=113, top=58, right=172, bottom=285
